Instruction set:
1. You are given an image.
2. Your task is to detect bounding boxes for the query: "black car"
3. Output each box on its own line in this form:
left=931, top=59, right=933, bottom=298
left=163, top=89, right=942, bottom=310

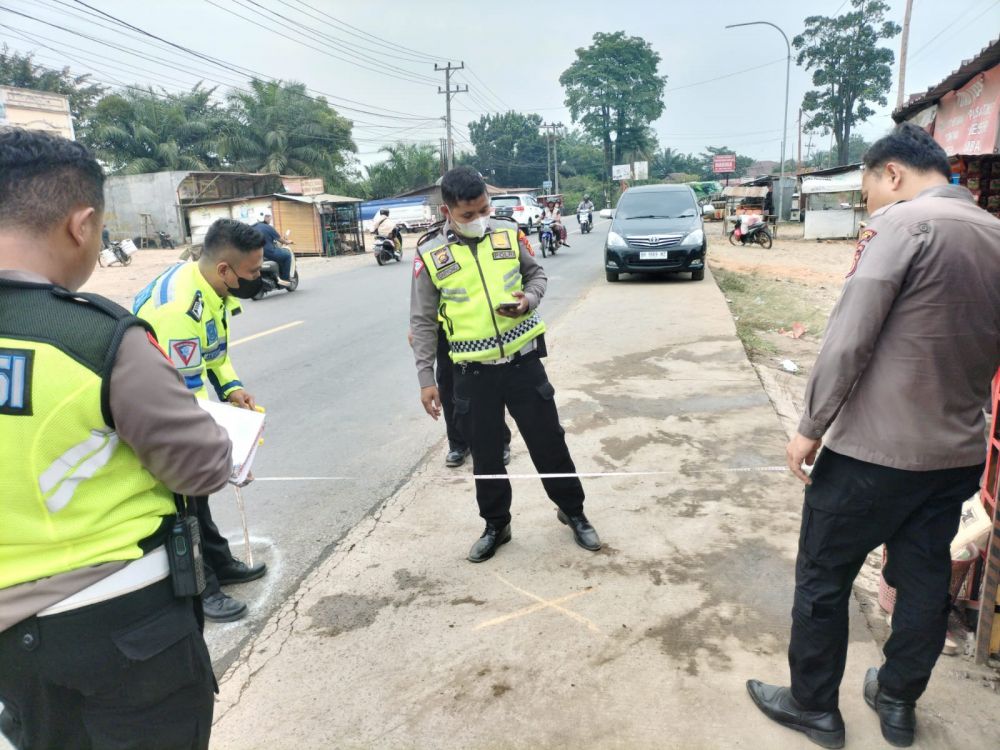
left=604, top=184, right=707, bottom=282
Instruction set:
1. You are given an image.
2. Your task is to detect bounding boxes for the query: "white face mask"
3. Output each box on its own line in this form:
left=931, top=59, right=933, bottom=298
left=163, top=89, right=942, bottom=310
left=451, top=215, right=489, bottom=238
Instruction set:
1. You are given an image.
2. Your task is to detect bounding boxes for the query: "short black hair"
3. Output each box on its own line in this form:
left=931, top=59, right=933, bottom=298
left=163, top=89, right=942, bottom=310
left=0, top=128, right=105, bottom=232
left=380, top=208, right=389, bottom=216
left=203, top=219, right=265, bottom=258
left=440, top=166, right=487, bottom=206
left=863, top=123, right=950, bottom=179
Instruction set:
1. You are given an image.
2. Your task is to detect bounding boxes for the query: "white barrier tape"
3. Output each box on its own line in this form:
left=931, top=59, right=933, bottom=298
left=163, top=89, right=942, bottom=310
left=252, top=465, right=788, bottom=483
left=461, top=465, right=788, bottom=481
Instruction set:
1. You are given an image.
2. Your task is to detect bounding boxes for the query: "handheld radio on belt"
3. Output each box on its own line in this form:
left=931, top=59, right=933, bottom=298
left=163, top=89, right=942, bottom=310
left=167, top=494, right=206, bottom=597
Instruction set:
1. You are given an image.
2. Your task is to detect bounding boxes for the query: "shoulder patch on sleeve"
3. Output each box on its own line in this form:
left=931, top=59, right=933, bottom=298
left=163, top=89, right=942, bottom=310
left=168, top=339, right=202, bottom=369
left=186, top=290, right=204, bottom=322
left=846, top=228, right=877, bottom=278
left=413, top=253, right=426, bottom=279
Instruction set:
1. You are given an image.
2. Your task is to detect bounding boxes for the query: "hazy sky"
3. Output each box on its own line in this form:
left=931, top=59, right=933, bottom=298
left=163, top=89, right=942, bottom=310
left=3, top=0, right=998, bottom=168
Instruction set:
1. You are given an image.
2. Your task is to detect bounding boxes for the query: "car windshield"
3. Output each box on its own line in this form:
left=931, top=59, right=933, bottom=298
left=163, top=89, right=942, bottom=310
left=491, top=197, right=520, bottom=208
left=617, top=192, right=697, bottom=220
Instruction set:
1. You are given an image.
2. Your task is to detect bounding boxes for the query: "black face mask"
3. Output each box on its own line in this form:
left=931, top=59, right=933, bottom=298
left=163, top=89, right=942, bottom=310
left=225, top=271, right=263, bottom=299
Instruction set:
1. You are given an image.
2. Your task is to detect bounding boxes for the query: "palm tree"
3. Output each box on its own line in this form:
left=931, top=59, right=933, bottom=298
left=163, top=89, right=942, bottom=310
left=83, top=84, right=221, bottom=174
left=366, top=142, right=439, bottom=198
left=217, top=79, right=355, bottom=178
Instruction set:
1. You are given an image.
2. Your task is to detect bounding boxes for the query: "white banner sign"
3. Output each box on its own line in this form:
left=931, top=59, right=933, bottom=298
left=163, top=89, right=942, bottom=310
left=612, top=164, right=632, bottom=180
left=633, top=161, right=649, bottom=180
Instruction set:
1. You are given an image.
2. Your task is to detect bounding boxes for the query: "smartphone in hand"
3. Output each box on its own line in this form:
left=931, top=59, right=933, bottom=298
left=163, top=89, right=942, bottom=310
left=495, top=302, right=521, bottom=313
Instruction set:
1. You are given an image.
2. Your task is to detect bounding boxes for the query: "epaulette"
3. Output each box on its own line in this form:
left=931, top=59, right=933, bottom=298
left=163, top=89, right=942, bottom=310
left=416, top=221, right=446, bottom=248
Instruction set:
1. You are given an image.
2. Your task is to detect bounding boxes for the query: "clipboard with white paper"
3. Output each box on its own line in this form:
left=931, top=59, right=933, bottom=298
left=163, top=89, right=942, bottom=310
left=197, top=399, right=265, bottom=484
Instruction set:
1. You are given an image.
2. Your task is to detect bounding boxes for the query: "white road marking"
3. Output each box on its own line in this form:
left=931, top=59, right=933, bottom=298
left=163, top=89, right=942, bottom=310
left=230, top=320, right=304, bottom=347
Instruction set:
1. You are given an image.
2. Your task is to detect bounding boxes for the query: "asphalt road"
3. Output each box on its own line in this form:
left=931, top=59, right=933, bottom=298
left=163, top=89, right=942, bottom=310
left=204, top=216, right=612, bottom=669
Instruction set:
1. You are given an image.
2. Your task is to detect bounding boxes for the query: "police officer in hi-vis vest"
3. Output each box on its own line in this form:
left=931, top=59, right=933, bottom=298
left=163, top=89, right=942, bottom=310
left=410, top=167, right=601, bottom=562
left=134, top=219, right=268, bottom=623
left=0, top=130, right=231, bottom=748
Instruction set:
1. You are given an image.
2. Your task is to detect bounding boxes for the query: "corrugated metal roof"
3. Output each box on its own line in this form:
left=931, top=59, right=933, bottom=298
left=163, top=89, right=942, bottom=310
left=893, top=38, right=1000, bottom=122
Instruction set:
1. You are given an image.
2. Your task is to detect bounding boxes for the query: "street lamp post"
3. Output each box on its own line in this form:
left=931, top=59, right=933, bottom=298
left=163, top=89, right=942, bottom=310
left=608, top=130, right=618, bottom=209
left=726, top=21, right=791, bottom=230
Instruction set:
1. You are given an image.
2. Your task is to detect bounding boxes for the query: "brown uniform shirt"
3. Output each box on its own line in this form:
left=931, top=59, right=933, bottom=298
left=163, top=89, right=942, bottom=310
left=0, top=270, right=232, bottom=629
left=798, top=184, right=1000, bottom=470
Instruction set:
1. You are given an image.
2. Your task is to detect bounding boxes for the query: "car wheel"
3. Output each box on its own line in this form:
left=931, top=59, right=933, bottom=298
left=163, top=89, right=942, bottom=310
left=691, top=268, right=705, bottom=281
left=606, top=270, right=619, bottom=282
left=527, top=219, right=532, bottom=233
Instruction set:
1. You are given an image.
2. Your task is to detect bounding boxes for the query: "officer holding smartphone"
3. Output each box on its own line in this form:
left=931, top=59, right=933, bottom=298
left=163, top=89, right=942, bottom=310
left=409, top=167, right=601, bottom=563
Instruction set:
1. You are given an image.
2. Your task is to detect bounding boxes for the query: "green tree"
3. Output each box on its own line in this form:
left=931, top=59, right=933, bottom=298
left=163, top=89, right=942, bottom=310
left=466, top=111, right=547, bottom=188
left=552, top=129, right=605, bottom=183
left=805, top=133, right=871, bottom=168
left=219, top=79, right=355, bottom=181
left=0, top=45, right=104, bottom=124
left=793, top=0, right=900, bottom=166
left=84, top=84, right=222, bottom=174
left=559, top=32, right=667, bottom=187
left=651, top=147, right=701, bottom=180
left=365, top=142, right=439, bottom=199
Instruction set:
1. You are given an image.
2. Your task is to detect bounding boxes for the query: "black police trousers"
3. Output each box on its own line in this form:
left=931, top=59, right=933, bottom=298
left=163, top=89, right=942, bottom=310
left=437, top=327, right=510, bottom=452
left=194, top=496, right=237, bottom=598
left=0, top=578, right=214, bottom=750
left=453, top=352, right=585, bottom=527
left=789, top=448, right=983, bottom=711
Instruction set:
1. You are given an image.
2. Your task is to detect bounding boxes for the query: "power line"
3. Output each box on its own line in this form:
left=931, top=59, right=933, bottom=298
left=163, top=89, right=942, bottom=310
left=3, top=2, right=436, bottom=121
left=205, top=0, right=439, bottom=87
left=908, top=0, right=999, bottom=61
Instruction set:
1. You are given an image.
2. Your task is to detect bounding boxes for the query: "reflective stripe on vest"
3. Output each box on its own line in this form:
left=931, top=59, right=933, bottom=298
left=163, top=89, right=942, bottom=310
left=38, top=429, right=120, bottom=513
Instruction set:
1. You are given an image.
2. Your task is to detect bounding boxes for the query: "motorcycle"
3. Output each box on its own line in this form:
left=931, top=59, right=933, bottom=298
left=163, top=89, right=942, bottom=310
left=99, top=238, right=137, bottom=267
left=728, top=216, right=772, bottom=249
left=375, top=224, right=404, bottom=265
left=538, top=218, right=558, bottom=258
left=577, top=210, right=592, bottom=234
left=156, top=230, right=176, bottom=249
left=253, top=231, right=299, bottom=300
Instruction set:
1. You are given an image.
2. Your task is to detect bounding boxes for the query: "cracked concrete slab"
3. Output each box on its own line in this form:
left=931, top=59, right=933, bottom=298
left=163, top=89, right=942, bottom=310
left=210, top=270, right=997, bottom=749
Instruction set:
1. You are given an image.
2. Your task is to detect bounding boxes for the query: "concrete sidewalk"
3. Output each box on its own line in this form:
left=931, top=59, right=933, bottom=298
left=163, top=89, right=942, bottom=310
left=210, top=270, right=981, bottom=749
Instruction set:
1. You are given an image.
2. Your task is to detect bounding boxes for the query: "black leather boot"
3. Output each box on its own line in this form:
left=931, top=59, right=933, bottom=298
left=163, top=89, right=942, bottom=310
left=746, top=680, right=845, bottom=749
left=864, top=667, right=915, bottom=747
left=467, top=523, right=511, bottom=563
left=556, top=510, right=601, bottom=551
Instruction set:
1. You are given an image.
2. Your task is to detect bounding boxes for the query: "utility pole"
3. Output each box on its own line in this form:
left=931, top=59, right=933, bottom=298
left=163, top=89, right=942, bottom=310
left=797, top=108, right=802, bottom=171
left=896, top=0, right=914, bottom=110
left=541, top=122, right=563, bottom=192
left=439, top=137, right=448, bottom=176
left=435, top=62, right=467, bottom=170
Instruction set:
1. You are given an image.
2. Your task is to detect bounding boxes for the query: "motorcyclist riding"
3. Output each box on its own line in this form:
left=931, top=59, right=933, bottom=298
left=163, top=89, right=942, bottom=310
left=576, top=195, right=595, bottom=225
left=372, top=209, right=394, bottom=238
left=252, top=213, right=292, bottom=286
left=542, top=201, right=568, bottom=246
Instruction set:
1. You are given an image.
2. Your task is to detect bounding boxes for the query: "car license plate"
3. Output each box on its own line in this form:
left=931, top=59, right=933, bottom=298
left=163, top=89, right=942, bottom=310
left=639, top=250, right=670, bottom=260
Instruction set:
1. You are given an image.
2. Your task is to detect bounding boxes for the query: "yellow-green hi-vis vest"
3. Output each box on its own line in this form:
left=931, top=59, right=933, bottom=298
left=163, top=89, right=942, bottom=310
left=0, top=279, right=175, bottom=590
left=419, top=227, right=546, bottom=363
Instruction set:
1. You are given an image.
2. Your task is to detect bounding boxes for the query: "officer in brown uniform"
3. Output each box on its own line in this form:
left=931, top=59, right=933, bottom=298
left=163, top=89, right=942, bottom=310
left=747, top=124, right=1000, bottom=748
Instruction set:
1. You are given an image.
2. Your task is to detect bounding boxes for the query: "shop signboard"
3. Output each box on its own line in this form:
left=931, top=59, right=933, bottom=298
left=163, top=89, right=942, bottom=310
left=933, top=65, right=1000, bottom=156
left=712, top=154, right=737, bottom=173
left=612, top=163, right=632, bottom=180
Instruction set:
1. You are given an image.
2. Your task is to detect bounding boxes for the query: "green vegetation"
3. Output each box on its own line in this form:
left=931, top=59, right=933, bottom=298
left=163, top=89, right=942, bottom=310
left=794, top=0, right=900, bottom=166
left=713, top=268, right=830, bottom=358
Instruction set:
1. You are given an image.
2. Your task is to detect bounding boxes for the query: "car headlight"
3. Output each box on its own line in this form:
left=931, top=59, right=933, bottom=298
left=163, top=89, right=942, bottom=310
left=683, top=229, right=704, bottom=246
left=606, top=231, right=627, bottom=250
